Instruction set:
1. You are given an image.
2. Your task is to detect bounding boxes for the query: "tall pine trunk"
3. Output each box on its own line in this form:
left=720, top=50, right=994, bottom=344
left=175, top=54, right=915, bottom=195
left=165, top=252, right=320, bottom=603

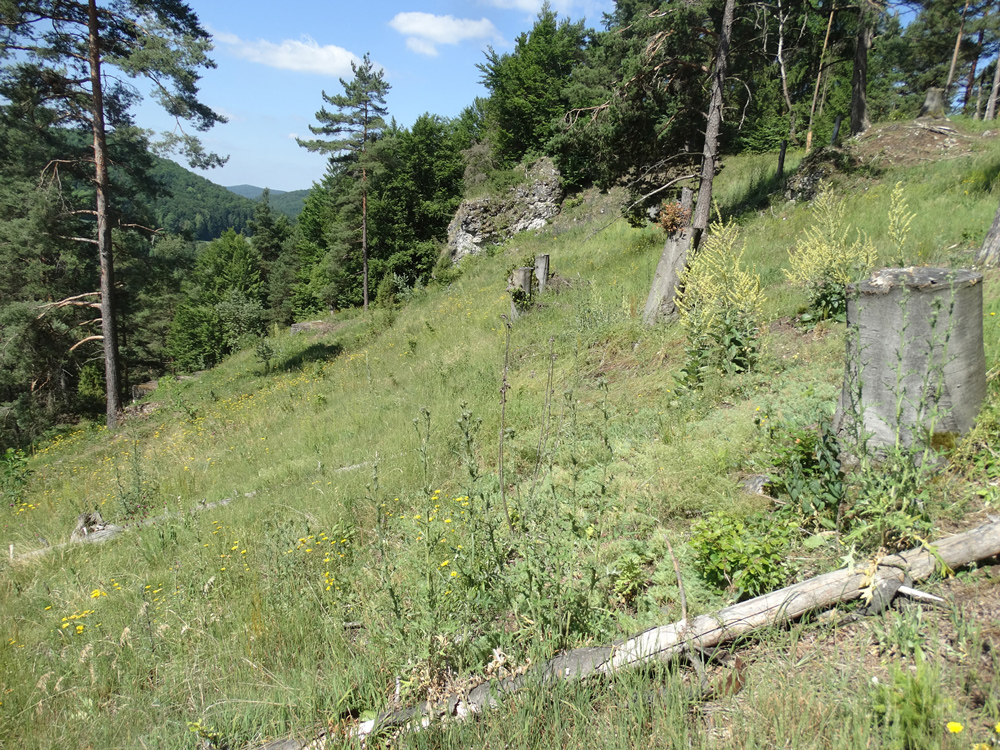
left=88, top=0, right=122, bottom=428
left=850, top=4, right=873, bottom=136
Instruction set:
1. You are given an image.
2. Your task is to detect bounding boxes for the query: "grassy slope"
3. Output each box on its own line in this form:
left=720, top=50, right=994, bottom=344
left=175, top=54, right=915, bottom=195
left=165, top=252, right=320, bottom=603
left=3, top=124, right=1000, bottom=749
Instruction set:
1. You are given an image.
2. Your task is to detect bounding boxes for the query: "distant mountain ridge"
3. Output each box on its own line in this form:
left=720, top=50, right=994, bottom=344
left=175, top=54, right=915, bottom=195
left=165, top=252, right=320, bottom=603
left=225, top=185, right=311, bottom=219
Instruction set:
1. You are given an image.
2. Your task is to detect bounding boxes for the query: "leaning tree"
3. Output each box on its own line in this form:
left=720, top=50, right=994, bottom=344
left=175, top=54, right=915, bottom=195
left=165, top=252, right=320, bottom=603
left=0, top=0, right=226, bottom=428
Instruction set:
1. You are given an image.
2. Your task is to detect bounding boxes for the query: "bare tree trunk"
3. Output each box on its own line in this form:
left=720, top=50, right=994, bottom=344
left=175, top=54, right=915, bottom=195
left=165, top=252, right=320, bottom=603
left=964, top=26, right=985, bottom=111
left=806, top=5, right=836, bottom=153
left=88, top=0, right=122, bottom=429
left=978, top=198, right=1000, bottom=266
left=643, top=0, right=735, bottom=325
left=850, top=3, right=873, bottom=136
left=362, top=171, right=369, bottom=312
left=945, top=0, right=971, bottom=106
left=776, top=0, right=797, bottom=139
left=691, top=0, right=736, bottom=235
left=986, top=58, right=1000, bottom=120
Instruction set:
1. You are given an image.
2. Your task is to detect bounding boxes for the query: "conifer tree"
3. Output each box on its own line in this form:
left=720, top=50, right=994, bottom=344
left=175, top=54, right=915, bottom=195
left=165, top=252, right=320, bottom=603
left=0, top=0, right=226, bottom=427
left=298, top=53, right=390, bottom=311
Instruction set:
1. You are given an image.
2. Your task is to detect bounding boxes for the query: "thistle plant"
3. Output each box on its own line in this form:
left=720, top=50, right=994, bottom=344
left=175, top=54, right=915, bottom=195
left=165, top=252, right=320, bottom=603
left=785, top=183, right=877, bottom=323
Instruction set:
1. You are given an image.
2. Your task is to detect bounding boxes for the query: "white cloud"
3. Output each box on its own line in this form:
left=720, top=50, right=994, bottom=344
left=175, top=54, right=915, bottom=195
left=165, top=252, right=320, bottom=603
left=213, top=32, right=360, bottom=77
left=287, top=133, right=299, bottom=140
left=388, top=12, right=501, bottom=57
left=483, top=0, right=540, bottom=10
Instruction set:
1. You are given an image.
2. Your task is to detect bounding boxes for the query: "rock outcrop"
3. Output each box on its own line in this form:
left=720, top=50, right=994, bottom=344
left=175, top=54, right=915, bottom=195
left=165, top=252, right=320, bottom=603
left=447, top=158, right=562, bottom=263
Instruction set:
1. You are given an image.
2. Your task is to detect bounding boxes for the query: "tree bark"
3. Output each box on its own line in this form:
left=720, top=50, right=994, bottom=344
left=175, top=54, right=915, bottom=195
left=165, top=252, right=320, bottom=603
left=986, top=57, right=1000, bottom=120
left=776, top=0, right=797, bottom=140
left=964, top=26, right=985, bottom=111
left=945, top=0, right=971, bottom=106
left=690, top=0, right=735, bottom=235
left=88, top=0, right=122, bottom=429
left=978, top=198, right=1000, bottom=266
left=643, top=0, right=734, bottom=325
left=361, top=103, right=370, bottom=312
left=850, top=3, right=873, bottom=136
left=806, top=5, right=836, bottom=153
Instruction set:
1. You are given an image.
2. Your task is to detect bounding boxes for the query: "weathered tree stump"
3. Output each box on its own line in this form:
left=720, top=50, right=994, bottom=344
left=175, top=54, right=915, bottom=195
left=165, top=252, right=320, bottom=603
left=508, top=267, right=533, bottom=320
left=833, top=267, right=987, bottom=453
left=534, top=254, right=550, bottom=294
left=643, top=228, right=694, bottom=325
left=920, top=87, right=946, bottom=118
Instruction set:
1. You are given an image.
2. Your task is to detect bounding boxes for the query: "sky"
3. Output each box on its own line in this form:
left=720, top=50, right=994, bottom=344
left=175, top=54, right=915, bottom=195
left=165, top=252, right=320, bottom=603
left=135, top=0, right=615, bottom=192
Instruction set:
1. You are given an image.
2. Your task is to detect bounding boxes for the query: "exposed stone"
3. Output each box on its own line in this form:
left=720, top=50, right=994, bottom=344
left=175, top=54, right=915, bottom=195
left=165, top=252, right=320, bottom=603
left=69, top=511, right=122, bottom=543
left=447, top=158, right=563, bottom=263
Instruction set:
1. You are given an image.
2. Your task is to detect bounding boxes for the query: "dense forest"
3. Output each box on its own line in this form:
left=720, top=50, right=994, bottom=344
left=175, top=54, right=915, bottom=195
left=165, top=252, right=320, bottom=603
left=226, top=185, right=311, bottom=218
left=1, top=0, right=998, bottom=448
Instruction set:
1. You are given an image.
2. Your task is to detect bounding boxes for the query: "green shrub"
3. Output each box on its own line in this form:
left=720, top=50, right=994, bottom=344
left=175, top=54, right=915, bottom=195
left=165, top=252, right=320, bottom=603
left=690, top=511, right=798, bottom=597
left=766, top=419, right=845, bottom=529
left=1, top=447, right=30, bottom=511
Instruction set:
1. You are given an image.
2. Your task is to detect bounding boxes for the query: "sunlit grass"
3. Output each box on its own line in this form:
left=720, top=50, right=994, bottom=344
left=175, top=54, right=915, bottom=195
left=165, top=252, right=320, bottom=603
left=2, top=128, right=1000, bottom=748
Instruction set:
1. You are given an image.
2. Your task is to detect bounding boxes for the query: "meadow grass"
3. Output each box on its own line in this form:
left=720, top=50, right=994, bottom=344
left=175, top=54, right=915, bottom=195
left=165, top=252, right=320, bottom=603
left=2, top=128, right=1000, bottom=748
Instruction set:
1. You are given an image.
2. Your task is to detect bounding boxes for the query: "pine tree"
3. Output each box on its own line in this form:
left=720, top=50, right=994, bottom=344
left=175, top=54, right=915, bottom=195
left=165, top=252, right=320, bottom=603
left=0, top=0, right=225, bottom=427
left=298, top=53, right=390, bottom=311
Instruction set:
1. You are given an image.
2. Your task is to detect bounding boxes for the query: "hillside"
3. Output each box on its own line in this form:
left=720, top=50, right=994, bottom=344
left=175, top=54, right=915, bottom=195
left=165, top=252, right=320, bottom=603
left=2, top=122, right=1000, bottom=749
left=226, top=184, right=311, bottom=219
left=151, top=158, right=257, bottom=240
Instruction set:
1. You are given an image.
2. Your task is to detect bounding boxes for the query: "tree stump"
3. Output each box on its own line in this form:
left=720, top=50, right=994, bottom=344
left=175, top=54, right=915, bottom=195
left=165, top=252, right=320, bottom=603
left=920, top=88, right=946, bottom=118
left=833, top=267, right=987, bottom=454
left=534, top=254, right=550, bottom=294
left=508, top=267, right=533, bottom=320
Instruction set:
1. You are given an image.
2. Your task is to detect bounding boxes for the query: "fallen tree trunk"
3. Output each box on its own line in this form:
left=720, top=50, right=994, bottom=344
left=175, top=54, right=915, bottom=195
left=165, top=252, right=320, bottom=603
left=254, top=518, right=1000, bottom=749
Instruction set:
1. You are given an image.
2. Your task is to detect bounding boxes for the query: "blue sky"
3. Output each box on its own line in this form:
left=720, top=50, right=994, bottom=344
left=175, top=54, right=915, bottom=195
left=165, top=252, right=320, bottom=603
left=137, top=0, right=614, bottom=191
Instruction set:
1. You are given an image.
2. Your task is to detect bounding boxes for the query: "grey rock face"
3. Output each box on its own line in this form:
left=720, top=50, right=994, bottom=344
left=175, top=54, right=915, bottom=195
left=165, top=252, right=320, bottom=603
left=447, top=158, right=563, bottom=263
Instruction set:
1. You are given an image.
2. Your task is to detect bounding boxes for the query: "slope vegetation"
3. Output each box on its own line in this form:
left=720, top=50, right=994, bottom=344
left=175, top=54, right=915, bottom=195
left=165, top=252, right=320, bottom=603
left=2, top=122, right=1000, bottom=749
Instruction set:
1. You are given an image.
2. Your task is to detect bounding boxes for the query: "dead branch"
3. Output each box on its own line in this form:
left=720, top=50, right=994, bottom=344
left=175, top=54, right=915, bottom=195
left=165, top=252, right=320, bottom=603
left=69, top=335, right=102, bottom=352
left=36, top=292, right=101, bottom=319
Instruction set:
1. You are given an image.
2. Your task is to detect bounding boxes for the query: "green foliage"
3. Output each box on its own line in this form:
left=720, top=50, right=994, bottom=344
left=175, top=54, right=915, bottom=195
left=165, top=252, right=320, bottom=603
left=677, top=219, right=765, bottom=384
left=871, top=654, right=947, bottom=750
left=785, top=184, right=878, bottom=324
left=477, top=6, right=588, bottom=166
left=166, top=304, right=223, bottom=371
left=690, top=512, right=798, bottom=597
left=766, top=419, right=846, bottom=529
left=214, top=289, right=265, bottom=352
left=1, top=447, right=30, bottom=510
left=843, top=447, right=935, bottom=552
left=150, top=157, right=256, bottom=240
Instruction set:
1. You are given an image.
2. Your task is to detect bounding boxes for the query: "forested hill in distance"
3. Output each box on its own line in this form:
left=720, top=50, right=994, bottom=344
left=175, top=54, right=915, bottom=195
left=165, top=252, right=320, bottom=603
left=150, top=157, right=256, bottom=240
left=225, top=184, right=311, bottom=219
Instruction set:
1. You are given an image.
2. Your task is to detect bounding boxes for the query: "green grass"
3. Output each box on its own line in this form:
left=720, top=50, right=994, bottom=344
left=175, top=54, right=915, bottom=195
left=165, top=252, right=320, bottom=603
left=3, top=125, right=1000, bottom=748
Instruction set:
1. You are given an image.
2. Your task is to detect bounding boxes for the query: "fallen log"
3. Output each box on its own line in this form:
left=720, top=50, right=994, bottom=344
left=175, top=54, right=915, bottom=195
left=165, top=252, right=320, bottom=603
left=252, top=518, right=1000, bottom=749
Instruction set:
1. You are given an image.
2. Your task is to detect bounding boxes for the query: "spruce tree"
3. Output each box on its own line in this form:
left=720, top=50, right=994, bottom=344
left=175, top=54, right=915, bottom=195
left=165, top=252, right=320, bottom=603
left=298, top=53, right=390, bottom=311
left=0, top=0, right=226, bottom=428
